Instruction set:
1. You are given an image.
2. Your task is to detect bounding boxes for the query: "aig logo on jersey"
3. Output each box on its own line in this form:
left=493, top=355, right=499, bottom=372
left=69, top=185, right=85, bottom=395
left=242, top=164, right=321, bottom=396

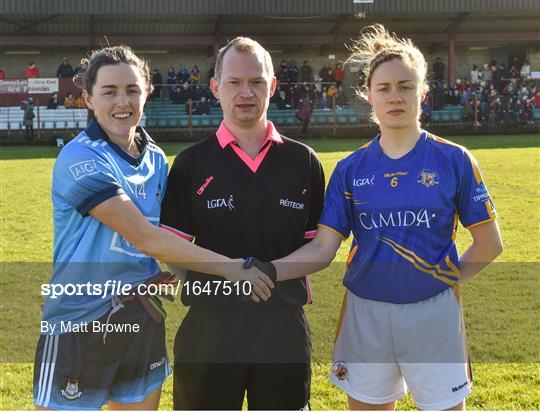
left=69, top=160, right=99, bottom=180
left=207, top=195, right=235, bottom=211
left=417, top=169, right=440, bottom=188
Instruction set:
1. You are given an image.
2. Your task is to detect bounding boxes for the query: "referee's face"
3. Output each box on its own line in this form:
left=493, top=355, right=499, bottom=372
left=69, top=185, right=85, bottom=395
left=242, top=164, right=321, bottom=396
left=211, top=49, right=276, bottom=129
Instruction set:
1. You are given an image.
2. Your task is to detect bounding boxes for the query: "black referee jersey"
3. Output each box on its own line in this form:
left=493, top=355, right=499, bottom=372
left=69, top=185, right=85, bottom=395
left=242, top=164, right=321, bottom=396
left=160, top=124, right=325, bottom=307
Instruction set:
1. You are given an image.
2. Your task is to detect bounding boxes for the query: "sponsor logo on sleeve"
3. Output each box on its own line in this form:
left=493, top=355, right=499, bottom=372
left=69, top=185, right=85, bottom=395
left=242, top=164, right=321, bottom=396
left=69, top=160, right=99, bottom=180
left=473, top=182, right=490, bottom=202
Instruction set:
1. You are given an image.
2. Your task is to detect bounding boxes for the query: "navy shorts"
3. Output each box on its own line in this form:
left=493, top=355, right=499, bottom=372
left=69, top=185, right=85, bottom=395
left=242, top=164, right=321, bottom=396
left=173, top=305, right=311, bottom=410
left=33, top=297, right=171, bottom=410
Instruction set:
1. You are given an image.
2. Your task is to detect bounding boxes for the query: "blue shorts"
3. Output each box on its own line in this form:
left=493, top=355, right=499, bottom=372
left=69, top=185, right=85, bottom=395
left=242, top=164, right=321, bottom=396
left=33, top=297, right=171, bottom=410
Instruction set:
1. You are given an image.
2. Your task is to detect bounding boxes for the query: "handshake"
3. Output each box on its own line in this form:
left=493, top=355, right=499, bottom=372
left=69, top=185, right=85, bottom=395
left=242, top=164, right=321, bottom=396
left=242, top=257, right=277, bottom=282
left=238, top=257, right=278, bottom=302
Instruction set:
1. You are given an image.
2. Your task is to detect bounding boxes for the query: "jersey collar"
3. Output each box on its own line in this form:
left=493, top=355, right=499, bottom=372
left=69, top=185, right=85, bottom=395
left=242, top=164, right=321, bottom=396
left=370, top=130, right=428, bottom=164
left=216, top=120, right=283, bottom=149
left=215, top=121, right=284, bottom=173
left=84, top=119, right=153, bottom=166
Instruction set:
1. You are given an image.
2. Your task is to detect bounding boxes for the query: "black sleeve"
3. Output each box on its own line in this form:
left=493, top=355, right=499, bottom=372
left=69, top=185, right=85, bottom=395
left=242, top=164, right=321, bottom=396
left=305, top=148, right=326, bottom=241
left=160, top=152, right=194, bottom=240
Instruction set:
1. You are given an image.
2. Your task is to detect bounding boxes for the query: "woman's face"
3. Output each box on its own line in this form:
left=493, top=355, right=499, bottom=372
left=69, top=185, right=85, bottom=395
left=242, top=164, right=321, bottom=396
left=84, top=63, right=147, bottom=142
left=367, top=58, right=425, bottom=129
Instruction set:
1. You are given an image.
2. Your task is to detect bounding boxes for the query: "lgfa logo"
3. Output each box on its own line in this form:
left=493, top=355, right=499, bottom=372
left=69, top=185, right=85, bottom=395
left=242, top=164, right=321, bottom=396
left=352, top=174, right=375, bottom=187
left=207, top=195, right=235, bottom=211
left=417, top=169, right=440, bottom=188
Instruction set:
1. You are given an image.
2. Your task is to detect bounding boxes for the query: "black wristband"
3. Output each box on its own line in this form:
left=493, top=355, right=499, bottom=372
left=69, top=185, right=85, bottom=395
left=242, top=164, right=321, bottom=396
left=243, top=257, right=278, bottom=282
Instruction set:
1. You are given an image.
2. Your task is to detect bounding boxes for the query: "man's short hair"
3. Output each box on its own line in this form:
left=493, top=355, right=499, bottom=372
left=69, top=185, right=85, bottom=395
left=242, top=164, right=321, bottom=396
left=214, top=37, right=274, bottom=83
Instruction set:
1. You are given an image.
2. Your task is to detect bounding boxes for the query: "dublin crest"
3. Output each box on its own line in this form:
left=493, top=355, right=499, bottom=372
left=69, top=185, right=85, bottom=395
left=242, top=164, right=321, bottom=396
left=60, top=379, right=82, bottom=400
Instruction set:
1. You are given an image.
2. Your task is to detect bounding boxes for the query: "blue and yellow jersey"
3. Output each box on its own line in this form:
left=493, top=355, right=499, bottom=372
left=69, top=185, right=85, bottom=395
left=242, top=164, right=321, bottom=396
left=43, top=120, right=168, bottom=334
left=319, top=131, right=497, bottom=303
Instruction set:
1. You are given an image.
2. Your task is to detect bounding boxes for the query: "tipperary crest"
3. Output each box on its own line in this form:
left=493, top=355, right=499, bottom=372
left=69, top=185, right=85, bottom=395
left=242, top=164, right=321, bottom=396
left=60, top=379, right=83, bottom=400
left=417, top=169, right=440, bottom=188
left=332, top=361, right=348, bottom=381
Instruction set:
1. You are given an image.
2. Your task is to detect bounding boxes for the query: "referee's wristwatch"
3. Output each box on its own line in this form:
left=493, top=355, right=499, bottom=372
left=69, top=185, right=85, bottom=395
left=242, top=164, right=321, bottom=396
left=243, top=257, right=278, bottom=283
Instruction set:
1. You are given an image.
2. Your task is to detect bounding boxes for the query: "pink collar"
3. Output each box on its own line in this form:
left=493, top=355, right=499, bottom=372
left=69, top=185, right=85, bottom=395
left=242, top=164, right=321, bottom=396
left=215, top=121, right=283, bottom=173
left=216, top=121, right=283, bottom=148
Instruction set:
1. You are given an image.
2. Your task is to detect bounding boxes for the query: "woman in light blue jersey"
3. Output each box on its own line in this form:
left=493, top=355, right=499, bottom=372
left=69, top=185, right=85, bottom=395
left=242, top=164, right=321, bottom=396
left=266, top=25, right=503, bottom=410
left=34, top=46, right=273, bottom=411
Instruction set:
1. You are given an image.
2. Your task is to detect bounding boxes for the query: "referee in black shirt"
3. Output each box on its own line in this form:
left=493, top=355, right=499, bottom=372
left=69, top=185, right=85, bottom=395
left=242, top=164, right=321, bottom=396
left=160, top=37, right=325, bottom=410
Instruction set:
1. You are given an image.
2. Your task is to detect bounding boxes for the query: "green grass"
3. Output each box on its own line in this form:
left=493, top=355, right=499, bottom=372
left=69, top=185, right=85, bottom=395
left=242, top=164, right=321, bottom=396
left=1, top=134, right=539, bottom=410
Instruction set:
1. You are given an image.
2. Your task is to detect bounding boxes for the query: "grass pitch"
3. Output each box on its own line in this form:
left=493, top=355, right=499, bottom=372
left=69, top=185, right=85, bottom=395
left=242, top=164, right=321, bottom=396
left=1, top=134, right=539, bottom=410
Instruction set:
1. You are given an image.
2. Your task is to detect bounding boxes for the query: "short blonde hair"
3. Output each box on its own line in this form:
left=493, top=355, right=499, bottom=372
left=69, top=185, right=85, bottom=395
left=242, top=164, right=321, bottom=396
left=349, top=24, right=427, bottom=102
left=214, top=37, right=274, bottom=83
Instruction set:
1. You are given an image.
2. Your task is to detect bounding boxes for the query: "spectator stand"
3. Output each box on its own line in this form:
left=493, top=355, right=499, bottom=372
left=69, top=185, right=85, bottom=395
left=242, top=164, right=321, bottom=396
left=0, top=103, right=91, bottom=141
left=143, top=81, right=363, bottom=137
left=1, top=66, right=539, bottom=143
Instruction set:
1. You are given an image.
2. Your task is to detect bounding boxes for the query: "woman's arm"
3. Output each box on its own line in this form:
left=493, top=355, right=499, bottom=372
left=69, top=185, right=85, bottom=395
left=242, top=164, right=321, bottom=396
left=272, top=227, right=343, bottom=282
left=90, top=194, right=273, bottom=301
left=458, top=219, right=503, bottom=284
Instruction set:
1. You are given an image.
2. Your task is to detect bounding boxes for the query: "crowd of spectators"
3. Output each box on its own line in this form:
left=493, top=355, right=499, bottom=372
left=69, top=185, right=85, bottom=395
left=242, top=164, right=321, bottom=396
left=272, top=60, right=349, bottom=111
left=5, top=56, right=539, bottom=129
left=36, top=90, right=88, bottom=110
left=422, top=58, right=538, bottom=128
left=0, top=57, right=81, bottom=80
left=160, top=60, right=350, bottom=116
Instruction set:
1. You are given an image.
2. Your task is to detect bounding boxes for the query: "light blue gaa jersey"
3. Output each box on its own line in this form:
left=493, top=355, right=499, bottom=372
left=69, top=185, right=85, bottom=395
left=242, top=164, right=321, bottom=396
left=43, top=119, right=168, bottom=334
left=319, top=131, right=497, bottom=303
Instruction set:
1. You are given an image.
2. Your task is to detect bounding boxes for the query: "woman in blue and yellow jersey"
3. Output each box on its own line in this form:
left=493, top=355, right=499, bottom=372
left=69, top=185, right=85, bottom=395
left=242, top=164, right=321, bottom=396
left=269, top=25, right=502, bottom=410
